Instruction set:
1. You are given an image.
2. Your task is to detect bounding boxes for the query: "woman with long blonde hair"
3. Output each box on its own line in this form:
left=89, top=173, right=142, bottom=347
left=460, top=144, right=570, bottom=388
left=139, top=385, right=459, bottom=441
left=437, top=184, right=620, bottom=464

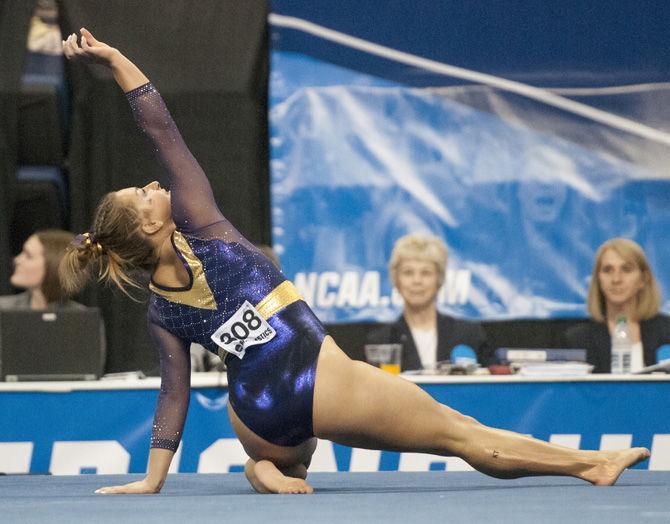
left=61, top=29, right=647, bottom=495
left=566, top=238, right=670, bottom=373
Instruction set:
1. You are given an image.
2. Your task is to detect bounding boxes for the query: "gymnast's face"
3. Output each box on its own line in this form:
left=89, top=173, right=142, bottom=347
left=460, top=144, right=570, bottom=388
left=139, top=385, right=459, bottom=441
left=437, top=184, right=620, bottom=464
left=11, top=235, right=46, bottom=291
left=396, top=258, right=441, bottom=310
left=116, top=181, right=172, bottom=234
left=598, top=248, right=645, bottom=309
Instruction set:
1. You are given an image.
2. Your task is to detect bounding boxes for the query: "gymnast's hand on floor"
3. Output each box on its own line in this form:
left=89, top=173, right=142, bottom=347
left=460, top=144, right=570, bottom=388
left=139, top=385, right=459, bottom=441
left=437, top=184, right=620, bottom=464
left=62, top=28, right=119, bottom=67
left=95, top=479, right=161, bottom=495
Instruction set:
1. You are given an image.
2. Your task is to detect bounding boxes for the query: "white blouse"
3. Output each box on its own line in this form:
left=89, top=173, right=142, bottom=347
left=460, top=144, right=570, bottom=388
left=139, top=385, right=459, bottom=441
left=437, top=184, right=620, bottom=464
left=410, top=327, right=437, bottom=369
left=630, top=341, right=645, bottom=372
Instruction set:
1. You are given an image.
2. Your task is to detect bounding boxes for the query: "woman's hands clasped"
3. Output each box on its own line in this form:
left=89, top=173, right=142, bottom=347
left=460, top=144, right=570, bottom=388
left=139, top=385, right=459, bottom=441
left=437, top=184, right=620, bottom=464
left=62, top=28, right=118, bottom=67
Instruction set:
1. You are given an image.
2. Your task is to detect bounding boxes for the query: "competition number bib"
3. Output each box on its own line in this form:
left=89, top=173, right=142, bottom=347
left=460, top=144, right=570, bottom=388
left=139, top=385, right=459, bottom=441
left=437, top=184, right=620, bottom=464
left=211, top=301, right=276, bottom=359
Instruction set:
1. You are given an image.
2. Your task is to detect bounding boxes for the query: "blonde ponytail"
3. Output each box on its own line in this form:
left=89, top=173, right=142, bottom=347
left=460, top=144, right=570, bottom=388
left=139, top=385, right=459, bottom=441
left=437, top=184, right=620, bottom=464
left=58, top=193, right=158, bottom=298
left=59, top=237, right=98, bottom=296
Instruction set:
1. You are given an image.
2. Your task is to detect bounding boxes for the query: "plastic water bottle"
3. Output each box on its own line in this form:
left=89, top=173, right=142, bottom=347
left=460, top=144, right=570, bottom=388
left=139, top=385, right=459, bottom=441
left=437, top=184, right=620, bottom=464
left=611, top=316, right=633, bottom=374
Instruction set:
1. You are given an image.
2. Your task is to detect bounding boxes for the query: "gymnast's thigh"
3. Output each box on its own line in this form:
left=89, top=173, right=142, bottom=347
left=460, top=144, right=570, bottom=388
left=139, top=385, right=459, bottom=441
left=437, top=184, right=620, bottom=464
left=312, top=336, right=450, bottom=449
left=228, top=403, right=316, bottom=468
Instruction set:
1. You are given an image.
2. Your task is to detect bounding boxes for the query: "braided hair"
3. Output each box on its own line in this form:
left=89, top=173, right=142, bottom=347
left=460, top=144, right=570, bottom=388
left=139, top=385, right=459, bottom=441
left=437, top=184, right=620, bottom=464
left=59, top=192, right=158, bottom=298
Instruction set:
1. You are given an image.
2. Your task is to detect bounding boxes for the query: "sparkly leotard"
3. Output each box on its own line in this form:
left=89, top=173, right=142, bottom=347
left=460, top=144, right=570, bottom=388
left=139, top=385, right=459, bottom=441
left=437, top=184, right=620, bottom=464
left=126, top=83, right=326, bottom=451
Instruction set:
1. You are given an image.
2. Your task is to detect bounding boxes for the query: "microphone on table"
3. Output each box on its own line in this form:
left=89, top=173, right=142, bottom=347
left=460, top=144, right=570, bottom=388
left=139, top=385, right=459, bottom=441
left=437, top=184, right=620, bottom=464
left=450, top=344, right=477, bottom=367
left=656, top=344, right=670, bottom=363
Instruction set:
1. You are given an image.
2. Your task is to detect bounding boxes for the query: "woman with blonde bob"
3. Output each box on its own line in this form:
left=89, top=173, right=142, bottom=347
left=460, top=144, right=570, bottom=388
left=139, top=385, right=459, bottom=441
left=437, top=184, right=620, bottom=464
left=566, top=238, right=670, bottom=373
left=60, top=29, right=647, bottom=495
left=368, top=234, right=491, bottom=371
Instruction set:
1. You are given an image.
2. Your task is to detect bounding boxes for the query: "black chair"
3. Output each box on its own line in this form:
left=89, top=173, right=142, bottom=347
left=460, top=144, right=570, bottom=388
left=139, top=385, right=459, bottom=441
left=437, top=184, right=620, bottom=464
left=11, top=166, right=67, bottom=254
left=18, top=52, right=68, bottom=166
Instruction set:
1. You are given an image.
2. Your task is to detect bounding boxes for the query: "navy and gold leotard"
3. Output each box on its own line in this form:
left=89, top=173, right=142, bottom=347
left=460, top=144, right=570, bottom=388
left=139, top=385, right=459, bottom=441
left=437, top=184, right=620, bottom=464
left=127, top=83, right=326, bottom=451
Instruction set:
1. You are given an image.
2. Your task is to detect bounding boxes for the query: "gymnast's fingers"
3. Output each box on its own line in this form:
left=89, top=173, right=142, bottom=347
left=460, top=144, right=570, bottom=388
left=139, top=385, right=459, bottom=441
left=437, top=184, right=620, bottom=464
left=80, top=27, right=99, bottom=46
left=94, top=479, right=160, bottom=494
left=95, top=485, right=122, bottom=494
left=67, top=33, right=77, bottom=52
left=62, top=34, right=75, bottom=59
left=95, top=484, right=140, bottom=494
left=70, top=33, right=86, bottom=55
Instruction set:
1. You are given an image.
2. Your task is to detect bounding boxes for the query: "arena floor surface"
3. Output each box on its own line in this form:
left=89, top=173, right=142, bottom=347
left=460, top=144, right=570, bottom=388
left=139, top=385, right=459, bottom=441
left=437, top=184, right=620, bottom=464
left=1, top=471, right=668, bottom=523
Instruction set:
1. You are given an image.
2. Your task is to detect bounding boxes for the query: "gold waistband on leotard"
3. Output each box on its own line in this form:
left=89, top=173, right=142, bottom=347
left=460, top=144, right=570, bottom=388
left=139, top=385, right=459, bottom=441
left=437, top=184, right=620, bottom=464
left=255, top=280, right=303, bottom=320
left=217, top=280, right=303, bottom=363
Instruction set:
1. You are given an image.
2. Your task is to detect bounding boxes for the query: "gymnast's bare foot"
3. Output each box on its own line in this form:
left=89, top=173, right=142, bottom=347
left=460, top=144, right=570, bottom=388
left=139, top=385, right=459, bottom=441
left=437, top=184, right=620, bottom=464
left=246, top=458, right=314, bottom=494
left=277, top=477, right=314, bottom=494
left=582, top=447, right=650, bottom=486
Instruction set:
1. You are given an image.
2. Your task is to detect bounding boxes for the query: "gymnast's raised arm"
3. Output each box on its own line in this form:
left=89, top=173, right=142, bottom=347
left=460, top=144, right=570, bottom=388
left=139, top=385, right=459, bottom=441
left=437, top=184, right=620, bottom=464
left=62, top=29, right=203, bottom=494
left=62, top=28, right=224, bottom=234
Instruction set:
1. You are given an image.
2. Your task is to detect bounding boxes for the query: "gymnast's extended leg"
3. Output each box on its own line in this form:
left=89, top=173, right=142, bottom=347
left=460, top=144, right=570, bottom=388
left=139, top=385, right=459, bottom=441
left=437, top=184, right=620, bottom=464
left=313, top=337, right=649, bottom=485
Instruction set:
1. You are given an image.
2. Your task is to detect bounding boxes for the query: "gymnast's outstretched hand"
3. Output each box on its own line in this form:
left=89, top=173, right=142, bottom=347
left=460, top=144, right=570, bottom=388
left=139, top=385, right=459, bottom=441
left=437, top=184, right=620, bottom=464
left=62, top=28, right=149, bottom=93
left=95, top=449, right=173, bottom=494
left=95, top=478, right=161, bottom=495
left=62, top=28, right=118, bottom=67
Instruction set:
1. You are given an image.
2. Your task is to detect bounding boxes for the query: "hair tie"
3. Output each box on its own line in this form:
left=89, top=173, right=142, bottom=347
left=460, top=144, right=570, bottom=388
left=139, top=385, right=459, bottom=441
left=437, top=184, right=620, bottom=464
left=72, top=232, right=104, bottom=255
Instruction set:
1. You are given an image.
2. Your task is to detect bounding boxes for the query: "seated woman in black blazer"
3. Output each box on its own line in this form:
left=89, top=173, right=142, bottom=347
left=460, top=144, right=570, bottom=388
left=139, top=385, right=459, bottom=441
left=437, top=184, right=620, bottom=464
left=565, top=238, right=670, bottom=373
left=366, top=234, right=491, bottom=371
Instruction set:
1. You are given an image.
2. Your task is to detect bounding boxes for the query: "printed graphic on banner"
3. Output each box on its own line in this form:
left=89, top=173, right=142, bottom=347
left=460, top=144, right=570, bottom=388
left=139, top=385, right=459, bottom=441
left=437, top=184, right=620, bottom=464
left=268, top=3, right=670, bottom=322
left=1, top=381, right=669, bottom=473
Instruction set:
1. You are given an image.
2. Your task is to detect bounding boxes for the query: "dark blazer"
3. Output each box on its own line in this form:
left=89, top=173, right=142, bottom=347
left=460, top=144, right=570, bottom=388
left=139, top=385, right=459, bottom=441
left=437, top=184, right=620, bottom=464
left=366, top=312, right=493, bottom=371
left=0, top=291, right=86, bottom=310
left=564, top=313, right=670, bottom=373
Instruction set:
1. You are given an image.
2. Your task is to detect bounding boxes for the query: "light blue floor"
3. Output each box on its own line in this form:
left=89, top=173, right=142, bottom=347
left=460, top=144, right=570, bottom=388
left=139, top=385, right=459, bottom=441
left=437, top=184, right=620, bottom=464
left=1, top=471, right=668, bottom=523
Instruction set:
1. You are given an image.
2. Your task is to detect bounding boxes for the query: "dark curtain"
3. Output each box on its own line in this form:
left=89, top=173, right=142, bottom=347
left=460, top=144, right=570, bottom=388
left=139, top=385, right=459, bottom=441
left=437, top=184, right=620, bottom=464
left=58, top=0, right=269, bottom=373
left=0, top=0, right=39, bottom=293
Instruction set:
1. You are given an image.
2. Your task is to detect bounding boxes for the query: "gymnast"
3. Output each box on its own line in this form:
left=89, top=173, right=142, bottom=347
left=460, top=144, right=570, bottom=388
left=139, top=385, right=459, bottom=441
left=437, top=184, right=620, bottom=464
left=60, top=29, right=649, bottom=495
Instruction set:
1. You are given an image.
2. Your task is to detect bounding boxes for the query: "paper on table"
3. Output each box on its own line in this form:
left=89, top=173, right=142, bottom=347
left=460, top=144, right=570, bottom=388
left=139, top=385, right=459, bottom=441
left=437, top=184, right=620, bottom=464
left=516, top=362, right=593, bottom=377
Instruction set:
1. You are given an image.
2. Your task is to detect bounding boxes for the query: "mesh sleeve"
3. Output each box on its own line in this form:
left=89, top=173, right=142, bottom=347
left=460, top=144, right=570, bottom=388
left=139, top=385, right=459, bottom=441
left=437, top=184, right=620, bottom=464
left=125, top=83, right=224, bottom=233
left=147, top=319, right=191, bottom=452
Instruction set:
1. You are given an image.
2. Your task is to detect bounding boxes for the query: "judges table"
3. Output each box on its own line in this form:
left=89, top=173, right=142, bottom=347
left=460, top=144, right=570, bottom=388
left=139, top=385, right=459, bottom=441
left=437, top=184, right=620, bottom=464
left=0, top=374, right=668, bottom=474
